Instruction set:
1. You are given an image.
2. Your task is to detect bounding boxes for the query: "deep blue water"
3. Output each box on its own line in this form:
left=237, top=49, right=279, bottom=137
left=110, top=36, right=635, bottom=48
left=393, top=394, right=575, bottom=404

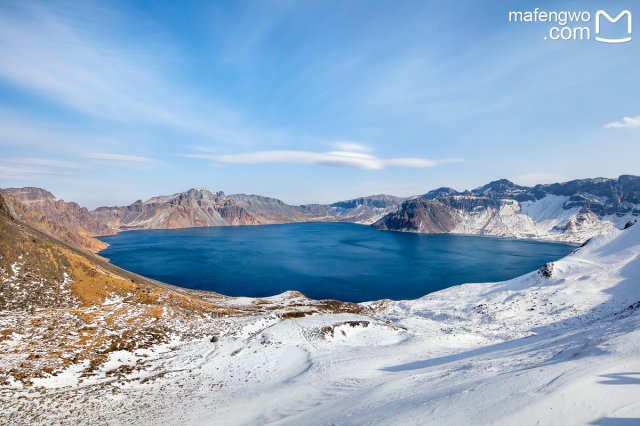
left=99, top=223, right=575, bottom=302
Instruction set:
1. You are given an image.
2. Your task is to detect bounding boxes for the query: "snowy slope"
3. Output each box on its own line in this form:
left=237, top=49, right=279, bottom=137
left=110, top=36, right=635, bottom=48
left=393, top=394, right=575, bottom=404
left=3, top=224, right=639, bottom=425
left=377, top=176, right=640, bottom=244
left=451, top=195, right=628, bottom=243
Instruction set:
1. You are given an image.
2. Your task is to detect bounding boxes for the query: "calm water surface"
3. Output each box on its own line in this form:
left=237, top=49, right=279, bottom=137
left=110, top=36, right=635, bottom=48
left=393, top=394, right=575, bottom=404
left=99, top=223, right=575, bottom=302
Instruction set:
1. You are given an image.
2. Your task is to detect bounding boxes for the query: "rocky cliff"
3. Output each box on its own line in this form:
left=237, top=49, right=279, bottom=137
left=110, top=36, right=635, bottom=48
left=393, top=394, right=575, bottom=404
left=0, top=189, right=109, bottom=252
left=373, top=198, right=458, bottom=233
left=2, top=188, right=113, bottom=236
left=91, top=188, right=260, bottom=231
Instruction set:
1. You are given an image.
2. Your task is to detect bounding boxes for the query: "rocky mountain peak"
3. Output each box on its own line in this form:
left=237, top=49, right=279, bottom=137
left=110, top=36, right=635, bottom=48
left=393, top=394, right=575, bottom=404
left=422, top=187, right=458, bottom=200
left=536, top=175, right=640, bottom=205
left=184, top=188, right=225, bottom=201
left=474, top=179, right=529, bottom=195
left=144, top=188, right=226, bottom=205
left=3, top=187, right=56, bottom=202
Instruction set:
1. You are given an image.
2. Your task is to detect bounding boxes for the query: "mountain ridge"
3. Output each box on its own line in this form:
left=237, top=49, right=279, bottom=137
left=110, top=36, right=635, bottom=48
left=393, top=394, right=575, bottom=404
left=374, top=175, right=640, bottom=243
left=3, top=187, right=405, bottom=243
left=3, top=175, right=639, bottom=248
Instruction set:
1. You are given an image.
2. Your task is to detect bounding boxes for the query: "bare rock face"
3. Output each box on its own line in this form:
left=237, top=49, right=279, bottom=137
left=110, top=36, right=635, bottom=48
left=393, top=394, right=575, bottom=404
left=0, top=189, right=109, bottom=252
left=0, top=193, right=18, bottom=220
left=2, top=187, right=112, bottom=236
left=373, top=198, right=458, bottom=233
left=226, top=194, right=311, bottom=223
left=91, top=188, right=258, bottom=231
left=217, top=203, right=261, bottom=226
left=2, top=187, right=55, bottom=202
left=538, top=262, right=554, bottom=278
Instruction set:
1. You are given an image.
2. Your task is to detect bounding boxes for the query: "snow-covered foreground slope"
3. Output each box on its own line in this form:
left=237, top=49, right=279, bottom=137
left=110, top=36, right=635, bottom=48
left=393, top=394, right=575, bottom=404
left=2, top=225, right=640, bottom=425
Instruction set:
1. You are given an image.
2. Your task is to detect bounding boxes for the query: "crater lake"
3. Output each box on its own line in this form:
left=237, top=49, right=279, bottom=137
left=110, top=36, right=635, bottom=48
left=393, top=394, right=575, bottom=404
left=99, top=222, right=575, bottom=302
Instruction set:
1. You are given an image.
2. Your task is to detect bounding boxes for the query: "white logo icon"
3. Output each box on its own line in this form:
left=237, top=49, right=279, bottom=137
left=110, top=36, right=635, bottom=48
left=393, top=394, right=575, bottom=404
left=595, top=10, right=632, bottom=43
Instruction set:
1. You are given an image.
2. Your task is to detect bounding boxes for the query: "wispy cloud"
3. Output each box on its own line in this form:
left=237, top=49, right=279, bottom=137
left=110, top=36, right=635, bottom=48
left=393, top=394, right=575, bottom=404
left=0, top=157, right=83, bottom=180
left=10, top=158, right=84, bottom=168
left=605, top=115, right=640, bottom=129
left=0, top=3, right=275, bottom=147
left=0, top=6, right=165, bottom=124
left=86, top=153, right=157, bottom=164
left=185, top=144, right=462, bottom=170
left=0, top=165, right=70, bottom=180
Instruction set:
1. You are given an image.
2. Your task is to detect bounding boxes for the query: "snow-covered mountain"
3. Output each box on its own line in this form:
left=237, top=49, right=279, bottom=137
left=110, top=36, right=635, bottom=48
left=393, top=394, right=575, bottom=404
left=375, top=175, right=640, bottom=243
left=2, top=191, right=639, bottom=424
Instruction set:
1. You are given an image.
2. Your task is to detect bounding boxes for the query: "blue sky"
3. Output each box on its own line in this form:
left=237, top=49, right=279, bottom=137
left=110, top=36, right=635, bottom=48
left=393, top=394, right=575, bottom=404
left=0, top=0, right=638, bottom=208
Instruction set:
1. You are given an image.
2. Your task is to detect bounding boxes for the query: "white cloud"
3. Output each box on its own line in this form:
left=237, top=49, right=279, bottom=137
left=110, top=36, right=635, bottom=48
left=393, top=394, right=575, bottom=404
left=86, top=153, right=157, bottom=164
left=185, top=148, right=461, bottom=170
left=333, top=141, right=371, bottom=153
left=605, top=115, right=640, bottom=129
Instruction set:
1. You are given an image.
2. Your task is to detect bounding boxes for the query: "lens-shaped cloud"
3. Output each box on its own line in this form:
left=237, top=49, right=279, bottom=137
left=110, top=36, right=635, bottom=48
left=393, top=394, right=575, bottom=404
left=185, top=148, right=462, bottom=170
